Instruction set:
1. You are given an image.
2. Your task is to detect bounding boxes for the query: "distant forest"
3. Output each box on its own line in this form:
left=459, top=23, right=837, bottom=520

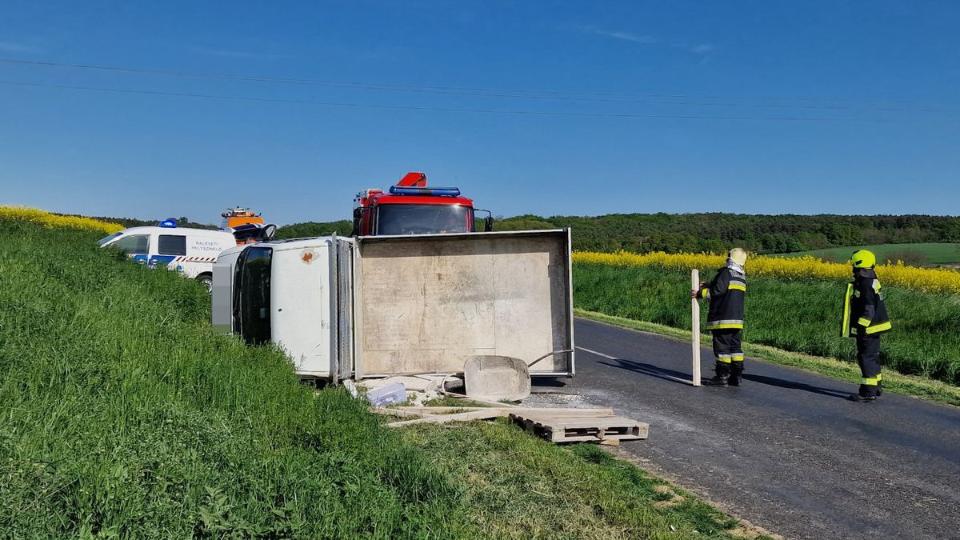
left=67, top=214, right=219, bottom=230
left=275, top=220, right=353, bottom=239
left=276, top=213, right=960, bottom=254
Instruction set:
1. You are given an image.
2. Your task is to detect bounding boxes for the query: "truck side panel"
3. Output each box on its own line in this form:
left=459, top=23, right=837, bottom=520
left=355, top=230, right=573, bottom=376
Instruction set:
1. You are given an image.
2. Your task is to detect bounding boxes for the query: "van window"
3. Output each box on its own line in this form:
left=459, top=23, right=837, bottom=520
left=111, top=234, right=150, bottom=255
left=235, top=247, right=272, bottom=345
left=97, top=232, right=122, bottom=246
left=158, top=235, right=187, bottom=256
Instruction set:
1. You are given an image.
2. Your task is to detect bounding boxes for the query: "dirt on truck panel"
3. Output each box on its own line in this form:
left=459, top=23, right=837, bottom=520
left=560, top=318, right=960, bottom=540
left=354, top=231, right=574, bottom=377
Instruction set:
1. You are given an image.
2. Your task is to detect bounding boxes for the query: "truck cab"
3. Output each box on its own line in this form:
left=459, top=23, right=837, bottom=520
left=352, top=172, right=492, bottom=236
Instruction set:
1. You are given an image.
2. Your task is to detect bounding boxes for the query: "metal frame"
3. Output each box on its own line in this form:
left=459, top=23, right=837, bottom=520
left=336, top=238, right=355, bottom=382
left=328, top=236, right=340, bottom=384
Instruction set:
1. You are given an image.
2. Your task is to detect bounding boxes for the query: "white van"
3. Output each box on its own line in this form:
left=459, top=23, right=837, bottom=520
left=99, top=223, right=237, bottom=290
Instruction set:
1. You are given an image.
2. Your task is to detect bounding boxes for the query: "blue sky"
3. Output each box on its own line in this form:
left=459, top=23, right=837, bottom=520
left=1, top=1, right=958, bottom=224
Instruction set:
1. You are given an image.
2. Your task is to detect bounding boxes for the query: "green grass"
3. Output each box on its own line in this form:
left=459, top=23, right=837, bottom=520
left=0, top=220, right=749, bottom=538
left=0, top=221, right=464, bottom=538
left=401, top=420, right=753, bottom=539
left=784, top=243, right=960, bottom=266
left=574, top=263, right=960, bottom=386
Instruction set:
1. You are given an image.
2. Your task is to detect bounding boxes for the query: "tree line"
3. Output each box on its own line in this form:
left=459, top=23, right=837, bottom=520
left=276, top=213, right=960, bottom=254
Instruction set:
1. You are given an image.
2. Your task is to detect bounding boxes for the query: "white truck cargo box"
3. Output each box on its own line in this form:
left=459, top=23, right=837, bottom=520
left=218, top=230, right=574, bottom=380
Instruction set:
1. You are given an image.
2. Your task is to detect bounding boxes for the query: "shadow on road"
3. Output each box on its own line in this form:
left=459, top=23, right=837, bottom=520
left=530, top=377, right=568, bottom=388
left=742, top=373, right=851, bottom=399
left=596, top=357, right=852, bottom=399
left=598, top=358, right=693, bottom=386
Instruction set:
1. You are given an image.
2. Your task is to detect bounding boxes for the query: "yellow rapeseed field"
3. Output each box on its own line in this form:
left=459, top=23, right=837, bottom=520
left=573, top=250, right=960, bottom=295
left=0, top=206, right=123, bottom=235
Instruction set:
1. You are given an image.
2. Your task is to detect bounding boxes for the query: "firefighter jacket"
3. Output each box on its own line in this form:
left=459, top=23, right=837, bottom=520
left=696, top=265, right=746, bottom=331
left=841, top=268, right=892, bottom=337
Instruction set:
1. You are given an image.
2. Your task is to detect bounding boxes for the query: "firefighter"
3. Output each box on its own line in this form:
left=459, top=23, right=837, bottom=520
left=693, top=248, right=748, bottom=386
left=841, top=249, right=892, bottom=402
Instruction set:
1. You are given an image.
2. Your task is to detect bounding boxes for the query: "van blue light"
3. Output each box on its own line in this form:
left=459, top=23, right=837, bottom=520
left=159, top=218, right=177, bottom=228
left=388, top=186, right=461, bottom=197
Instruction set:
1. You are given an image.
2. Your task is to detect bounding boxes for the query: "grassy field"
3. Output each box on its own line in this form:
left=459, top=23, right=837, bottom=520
left=785, top=243, right=960, bottom=266
left=574, top=263, right=960, bottom=385
left=0, top=218, right=751, bottom=538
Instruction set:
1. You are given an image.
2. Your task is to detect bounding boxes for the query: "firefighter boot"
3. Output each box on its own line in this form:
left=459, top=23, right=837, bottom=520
left=705, top=361, right=730, bottom=386
left=847, top=383, right=879, bottom=402
left=728, top=362, right=744, bottom=387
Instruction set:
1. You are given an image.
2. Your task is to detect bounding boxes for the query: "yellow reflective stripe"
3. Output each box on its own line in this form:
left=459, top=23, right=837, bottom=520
left=728, top=283, right=746, bottom=292
left=707, top=320, right=744, bottom=330
left=701, top=288, right=710, bottom=299
left=876, top=373, right=883, bottom=382
left=840, top=284, right=853, bottom=338
left=716, top=355, right=733, bottom=364
left=865, top=321, right=892, bottom=334
left=861, top=376, right=880, bottom=386
left=857, top=317, right=873, bottom=327
left=732, top=355, right=744, bottom=362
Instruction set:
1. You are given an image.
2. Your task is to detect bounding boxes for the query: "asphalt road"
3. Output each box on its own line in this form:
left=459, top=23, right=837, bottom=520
left=550, top=318, right=960, bottom=540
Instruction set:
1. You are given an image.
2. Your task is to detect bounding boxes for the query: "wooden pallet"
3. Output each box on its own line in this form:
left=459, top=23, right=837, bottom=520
left=510, top=410, right=649, bottom=444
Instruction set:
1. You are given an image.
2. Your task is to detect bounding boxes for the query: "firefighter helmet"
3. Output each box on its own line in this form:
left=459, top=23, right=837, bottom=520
left=728, top=247, right=748, bottom=266
left=850, top=249, right=877, bottom=269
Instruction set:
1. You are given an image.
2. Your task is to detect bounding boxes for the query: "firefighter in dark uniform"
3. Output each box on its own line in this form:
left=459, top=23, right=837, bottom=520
left=842, top=249, right=892, bottom=402
left=694, top=248, right=748, bottom=386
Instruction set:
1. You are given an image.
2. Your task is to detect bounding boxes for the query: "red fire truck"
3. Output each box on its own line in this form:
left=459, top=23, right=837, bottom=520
left=352, top=172, right=493, bottom=236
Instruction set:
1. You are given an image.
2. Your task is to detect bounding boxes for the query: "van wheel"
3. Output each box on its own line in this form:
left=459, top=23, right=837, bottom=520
left=196, top=273, right=213, bottom=293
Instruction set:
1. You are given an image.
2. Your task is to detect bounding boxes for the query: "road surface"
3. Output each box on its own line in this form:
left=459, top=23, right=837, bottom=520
left=546, top=318, right=960, bottom=540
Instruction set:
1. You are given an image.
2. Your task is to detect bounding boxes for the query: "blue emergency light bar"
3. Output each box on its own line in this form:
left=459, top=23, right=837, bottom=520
left=388, top=186, right=461, bottom=197
left=159, top=218, right=177, bottom=228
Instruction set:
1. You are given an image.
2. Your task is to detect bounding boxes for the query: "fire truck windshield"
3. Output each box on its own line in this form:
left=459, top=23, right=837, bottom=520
left=377, top=204, right=471, bottom=235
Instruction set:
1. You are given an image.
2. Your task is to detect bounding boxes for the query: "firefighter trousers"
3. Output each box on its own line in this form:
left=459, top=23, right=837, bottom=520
left=711, top=329, right=744, bottom=377
left=856, top=331, right=882, bottom=397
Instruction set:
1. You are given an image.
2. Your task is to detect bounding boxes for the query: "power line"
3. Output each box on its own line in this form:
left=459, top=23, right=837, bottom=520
left=0, top=79, right=886, bottom=122
left=0, top=56, right=946, bottom=115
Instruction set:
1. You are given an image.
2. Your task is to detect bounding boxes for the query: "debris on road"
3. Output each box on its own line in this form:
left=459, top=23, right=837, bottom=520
left=364, top=381, right=407, bottom=407
left=359, top=374, right=466, bottom=407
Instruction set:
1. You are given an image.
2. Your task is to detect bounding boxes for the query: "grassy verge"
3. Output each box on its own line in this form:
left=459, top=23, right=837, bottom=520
left=0, top=219, right=752, bottom=538
left=574, top=263, right=960, bottom=385
left=401, top=420, right=764, bottom=539
left=0, top=221, right=465, bottom=538
left=576, top=309, right=960, bottom=408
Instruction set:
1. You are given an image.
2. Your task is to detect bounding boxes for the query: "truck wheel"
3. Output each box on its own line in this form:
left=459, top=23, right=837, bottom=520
left=196, top=273, right=213, bottom=293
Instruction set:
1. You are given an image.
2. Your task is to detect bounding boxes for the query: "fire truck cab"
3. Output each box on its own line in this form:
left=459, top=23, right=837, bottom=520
left=352, top=172, right=492, bottom=236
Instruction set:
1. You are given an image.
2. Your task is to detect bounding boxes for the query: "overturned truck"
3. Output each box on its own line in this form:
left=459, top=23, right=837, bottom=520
left=212, top=230, right=575, bottom=381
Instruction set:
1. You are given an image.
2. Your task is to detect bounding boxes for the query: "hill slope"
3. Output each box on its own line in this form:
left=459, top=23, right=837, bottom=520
left=0, top=221, right=463, bottom=537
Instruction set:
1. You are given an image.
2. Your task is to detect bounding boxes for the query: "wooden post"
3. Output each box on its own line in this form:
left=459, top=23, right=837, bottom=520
left=691, top=269, right=702, bottom=387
